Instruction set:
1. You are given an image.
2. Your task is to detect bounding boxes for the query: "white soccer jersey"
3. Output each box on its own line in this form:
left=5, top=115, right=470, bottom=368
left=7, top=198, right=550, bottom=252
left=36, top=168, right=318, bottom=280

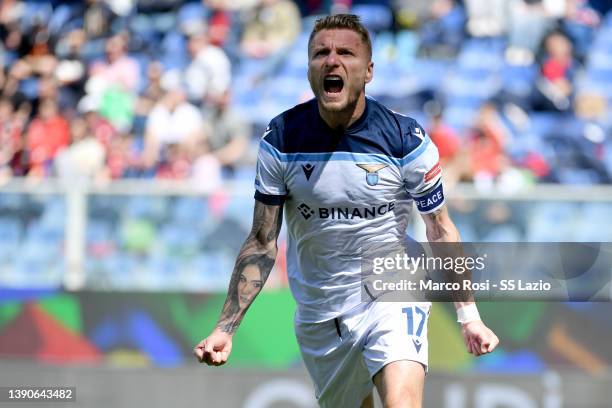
left=255, top=97, right=444, bottom=323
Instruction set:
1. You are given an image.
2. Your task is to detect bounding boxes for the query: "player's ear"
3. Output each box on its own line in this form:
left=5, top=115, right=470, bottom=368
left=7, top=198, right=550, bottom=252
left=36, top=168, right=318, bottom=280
left=365, top=61, right=374, bottom=84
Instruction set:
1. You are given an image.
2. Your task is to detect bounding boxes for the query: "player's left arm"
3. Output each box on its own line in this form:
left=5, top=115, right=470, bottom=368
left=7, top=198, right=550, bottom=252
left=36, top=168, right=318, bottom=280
left=421, top=206, right=500, bottom=356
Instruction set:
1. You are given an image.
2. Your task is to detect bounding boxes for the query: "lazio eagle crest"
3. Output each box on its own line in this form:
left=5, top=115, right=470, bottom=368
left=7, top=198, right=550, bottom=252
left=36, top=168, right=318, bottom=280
left=355, top=164, right=388, bottom=186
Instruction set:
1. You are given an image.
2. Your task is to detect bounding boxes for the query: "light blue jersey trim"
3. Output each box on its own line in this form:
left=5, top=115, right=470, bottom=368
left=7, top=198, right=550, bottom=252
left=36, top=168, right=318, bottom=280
left=400, top=136, right=430, bottom=166
left=260, top=135, right=431, bottom=166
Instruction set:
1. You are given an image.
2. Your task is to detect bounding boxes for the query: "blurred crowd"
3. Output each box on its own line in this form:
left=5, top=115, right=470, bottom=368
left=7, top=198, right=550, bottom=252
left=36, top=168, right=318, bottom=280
left=0, top=0, right=611, bottom=187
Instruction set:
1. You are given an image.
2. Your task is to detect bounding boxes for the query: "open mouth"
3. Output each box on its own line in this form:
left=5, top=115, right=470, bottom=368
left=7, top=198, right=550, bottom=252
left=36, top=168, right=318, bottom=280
left=323, top=75, right=344, bottom=94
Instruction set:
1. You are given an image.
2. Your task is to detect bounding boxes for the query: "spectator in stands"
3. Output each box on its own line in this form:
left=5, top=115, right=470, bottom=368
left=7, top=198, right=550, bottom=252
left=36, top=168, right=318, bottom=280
left=0, top=1, right=25, bottom=67
left=55, top=29, right=88, bottom=115
left=191, top=136, right=222, bottom=191
left=26, top=98, right=70, bottom=178
left=89, top=32, right=139, bottom=92
left=204, top=0, right=234, bottom=48
left=55, top=116, right=107, bottom=182
left=134, top=60, right=164, bottom=118
left=6, top=16, right=57, bottom=89
left=184, top=29, right=232, bottom=105
left=532, top=31, right=577, bottom=111
left=0, top=97, right=25, bottom=179
left=561, top=0, right=601, bottom=61
left=78, top=95, right=119, bottom=151
left=0, top=0, right=23, bottom=27
left=152, top=142, right=192, bottom=180
left=87, top=32, right=138, bottom=131
left=418, top=0, right=466, bottom=58
left=425, top=102, right=469, bottom=186
left=393, top=0, right=434, bottom=30
left=466, top=102, right=511, bottom=184
left=106, top=132, right=142, bottom=179
left=426, top=102, right=460, bottom=165
left=143, top=70, right=205, bottom=173
left=463, top=0, right=508, bottom=37
left=0, top=66, right=21, bottom=102
left=205, top=0, right=259, bottom=12
left=506, top=0, right=562, bottom=65
left=240, top=0, right=301, bottom=59
left=82, top=0, right=118, bottom=40
left=203, top=90, right=249, bottom=173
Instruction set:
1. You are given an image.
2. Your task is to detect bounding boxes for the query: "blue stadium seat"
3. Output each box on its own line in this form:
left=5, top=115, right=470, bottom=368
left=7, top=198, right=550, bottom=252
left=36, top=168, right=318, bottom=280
left=352, top=5, right=393, bottom=32
left=24, top=223, right=64, bottom=254
left=483, top=225, right=523, bottom=242
left=20, top=2, right=53, bottom=31
left=0, top=217, right=22, bottom=242
left=87, top=220, right=113, bottom=244
left=48, top=3, right=78, bottom=36
left=160, top=223, right=201, bottom=257
left=171, top=197, right=207, bottom=225
left=372, top=31, right=395, bottom=64
left=39, top=198, right=66, bottom=230
left=178, top=2, right=207, bottom=26
left=188, top=253, right=233, bottom=291
left=501, top=64, right=537, bottom=96
left=573, top=203, right=612, bottom=241
left=125, top=196, right=168, bottom=221
left=19, top=78, right=40, bottom=101
left=528, top=112, right=565, bottom=138
left=526, top=203, right=580, bottom=241
left=395, top=30, right=419, bottom=67
left=443, top=105, right=478, bottom=133
left=160, top=30, right=189, bottom=71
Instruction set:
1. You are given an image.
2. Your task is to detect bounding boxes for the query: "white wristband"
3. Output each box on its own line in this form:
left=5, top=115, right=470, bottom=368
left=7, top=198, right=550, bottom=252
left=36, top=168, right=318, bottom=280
left=456, top=304, right=481, bottom=324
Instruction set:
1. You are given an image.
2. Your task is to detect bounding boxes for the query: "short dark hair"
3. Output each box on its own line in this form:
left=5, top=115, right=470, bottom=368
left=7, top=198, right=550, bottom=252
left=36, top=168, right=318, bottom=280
left=308, top=14, right=372, bottom=59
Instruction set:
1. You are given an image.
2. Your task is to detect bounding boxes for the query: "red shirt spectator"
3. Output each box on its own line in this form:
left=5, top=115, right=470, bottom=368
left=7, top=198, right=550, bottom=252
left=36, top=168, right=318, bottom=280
left=428, top=114, right=460, bottom=163
left=468, top=103, right=509, bottom=178
left=26, top=99, right=70, bottom=175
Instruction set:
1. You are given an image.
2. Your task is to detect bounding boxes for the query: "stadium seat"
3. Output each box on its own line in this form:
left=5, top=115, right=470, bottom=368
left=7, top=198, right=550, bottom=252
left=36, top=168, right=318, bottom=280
left=501, top=64, right=537, bottom=97
left=352, top=5, right=393, bottom=32
left=482, top=225, right=523, bottom=242
left=526, top=203, right=580, bottom=241
left=177, top=2, right=207, bottom=26
left=20, top=2, right=53, bottom=31
left=87, top=220, right=114, bottom=244
left=395, top=30, right=419, bottom=67
left=47, top=3, right=78, bottom=36
left=572, top=203, right=612, bottom=241
left=0, top=218, right=23, bottom=260
left=528, top=112, right=565, bottom=138
left=160, top=223, right=201, bottom=258
left=125, top=196, right=168, bottom=221
left=189, top=253, right=233, bottom=291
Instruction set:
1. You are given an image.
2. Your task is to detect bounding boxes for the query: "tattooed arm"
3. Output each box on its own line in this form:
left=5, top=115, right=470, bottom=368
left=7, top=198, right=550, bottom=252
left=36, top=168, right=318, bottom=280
left=194, top=201, right=283, bottom=366
left=421, top=205, right=499, bottom=356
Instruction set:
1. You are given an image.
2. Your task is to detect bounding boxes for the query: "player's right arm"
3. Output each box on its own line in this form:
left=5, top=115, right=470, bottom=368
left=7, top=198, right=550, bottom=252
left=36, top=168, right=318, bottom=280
left=193, top=200, right=283, bottom=366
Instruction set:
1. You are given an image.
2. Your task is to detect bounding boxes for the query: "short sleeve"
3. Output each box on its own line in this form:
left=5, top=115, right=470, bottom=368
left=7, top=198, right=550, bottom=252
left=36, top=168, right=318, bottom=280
left=254, top=124, right=287, bottom=205
left=402, top=123, right=445, bottom=214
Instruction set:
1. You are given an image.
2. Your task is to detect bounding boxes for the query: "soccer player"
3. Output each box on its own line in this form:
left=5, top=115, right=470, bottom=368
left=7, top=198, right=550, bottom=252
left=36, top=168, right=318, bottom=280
left=194, top=14, right=499, bottom=408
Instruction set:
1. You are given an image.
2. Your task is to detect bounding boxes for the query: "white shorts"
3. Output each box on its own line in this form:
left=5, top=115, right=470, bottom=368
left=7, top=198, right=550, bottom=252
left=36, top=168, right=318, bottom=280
left=295, top=301, right=431, bottom=408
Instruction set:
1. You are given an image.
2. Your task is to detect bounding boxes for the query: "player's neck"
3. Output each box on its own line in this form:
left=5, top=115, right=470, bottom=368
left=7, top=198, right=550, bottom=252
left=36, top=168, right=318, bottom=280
left=318, top=95, right=366, bottom=131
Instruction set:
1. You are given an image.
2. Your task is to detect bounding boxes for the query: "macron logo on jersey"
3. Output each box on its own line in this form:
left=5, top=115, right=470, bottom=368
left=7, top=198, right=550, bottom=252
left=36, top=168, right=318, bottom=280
left=302, top=163, right=315, bottom=180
